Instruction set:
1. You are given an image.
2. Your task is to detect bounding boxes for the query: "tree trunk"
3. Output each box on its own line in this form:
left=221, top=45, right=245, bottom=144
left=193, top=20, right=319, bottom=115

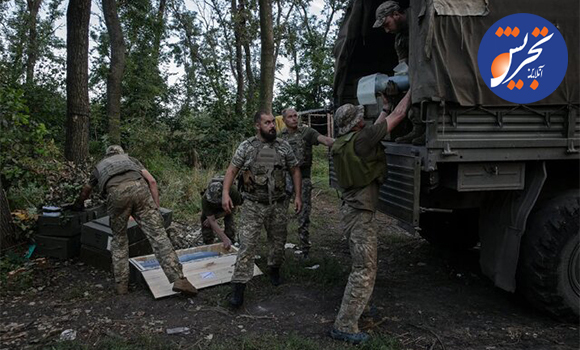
left=232, top=0, right=244, bottom=116
left=239, top=0, right=255, bottom=111
left=152, top=0, right=166, bottom=62
left=25, top=0, right=43, bottom=86
left=258, top=0, right=274, bottom=113
left=65, top=0, right=91, bottom=164
left=102, top=0, right=126, bottom=145
left=0, top=177, right=16, bottom=252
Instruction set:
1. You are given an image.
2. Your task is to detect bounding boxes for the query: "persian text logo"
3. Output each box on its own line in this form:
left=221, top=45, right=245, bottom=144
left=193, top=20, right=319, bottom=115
left=478, top=13, right=568, bottom=104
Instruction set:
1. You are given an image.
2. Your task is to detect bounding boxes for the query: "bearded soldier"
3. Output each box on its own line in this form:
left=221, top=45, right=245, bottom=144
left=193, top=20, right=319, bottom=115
left=330, top=93, right=410, bottom=344
left=73, top=145, right=197, bottom=296
left=279, top=108, right=334, bottom=258
left=222, top=110, right=302, bottom=308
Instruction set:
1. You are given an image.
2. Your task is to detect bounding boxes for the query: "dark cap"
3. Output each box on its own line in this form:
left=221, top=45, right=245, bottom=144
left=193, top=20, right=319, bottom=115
left=373, top=1, right=401, bottom=28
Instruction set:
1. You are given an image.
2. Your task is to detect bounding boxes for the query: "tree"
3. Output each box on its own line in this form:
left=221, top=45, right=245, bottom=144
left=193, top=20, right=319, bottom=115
left=25, top=0, right=43, bottom=86
left=258, top=0, right=274, bottom=113
left=64, top=0, right=91, bottom=164
left=0, top=176, right=16, bottom=251
left=232, top=0, right=244, bottom=116
left=102, top=0, right=125, bottom=145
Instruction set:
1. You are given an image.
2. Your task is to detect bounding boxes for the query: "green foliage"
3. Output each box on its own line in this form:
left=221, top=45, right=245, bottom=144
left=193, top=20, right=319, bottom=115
left=0, top=250, right=34, bottom=296
left=0, top=86, right=49, bottom=186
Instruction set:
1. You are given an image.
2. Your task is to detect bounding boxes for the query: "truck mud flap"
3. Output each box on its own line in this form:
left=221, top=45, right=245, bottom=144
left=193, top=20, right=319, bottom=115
left=377, top=151, right=421, bottom=232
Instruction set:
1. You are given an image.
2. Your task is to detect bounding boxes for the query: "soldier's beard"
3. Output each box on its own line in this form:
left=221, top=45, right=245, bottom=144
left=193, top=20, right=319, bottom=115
left=260, top=128, right=277, bottom=142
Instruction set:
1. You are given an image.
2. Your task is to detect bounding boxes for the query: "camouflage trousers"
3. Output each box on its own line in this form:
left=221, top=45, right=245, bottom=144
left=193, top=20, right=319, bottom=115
left=334, top=203, right=378, bottom=334
left=107, top=180, right=183, bottom=290
left=231, top=198, right=288, bottom=284
left=286, top=176, right=313, bottom=252
left=201, top=212, right=236, bottom=244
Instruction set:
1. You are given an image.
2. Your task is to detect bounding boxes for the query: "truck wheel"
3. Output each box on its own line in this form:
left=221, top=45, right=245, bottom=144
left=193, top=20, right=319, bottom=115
left=518, top=190, right=580, bottom=321
left=418, top=209, right=479, bottom=250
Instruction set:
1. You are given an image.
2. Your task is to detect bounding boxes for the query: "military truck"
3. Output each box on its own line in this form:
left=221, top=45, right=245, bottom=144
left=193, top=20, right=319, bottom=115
left=332, top=0, right=579, bottom=320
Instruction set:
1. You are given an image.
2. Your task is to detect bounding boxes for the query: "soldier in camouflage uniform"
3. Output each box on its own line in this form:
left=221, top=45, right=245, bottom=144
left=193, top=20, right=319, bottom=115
left=74, top=145, right=197, bottom=296
left=222, top=111, right=302, bottom=308
left=373, top=1, right=424, bottom=144
left=200, top=175, right=243, bottom=248
left=279, top=108, right=334, bottom=257
left=330, top=95, right=410, bottom=344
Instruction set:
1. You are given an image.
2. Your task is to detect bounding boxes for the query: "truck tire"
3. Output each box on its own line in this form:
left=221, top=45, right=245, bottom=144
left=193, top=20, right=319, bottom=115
left=518, top=190, right=580, bottom=321
left=418, top=209, right=479, bottom=250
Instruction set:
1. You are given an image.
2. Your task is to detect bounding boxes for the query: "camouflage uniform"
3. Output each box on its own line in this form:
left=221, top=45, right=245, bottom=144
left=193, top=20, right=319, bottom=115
left=90, top=155, right=184, bottom=291
left=200, top=178, right=242, bottom=244
left=331, top=104, right=387, bottom=334
left=280, top=126, right=320, bottom=253
left=229, top=137, right=299, bottom=283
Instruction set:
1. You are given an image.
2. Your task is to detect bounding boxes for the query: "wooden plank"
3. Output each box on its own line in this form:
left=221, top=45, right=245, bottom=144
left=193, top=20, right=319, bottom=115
left=129, top=243, right=262, bottom=299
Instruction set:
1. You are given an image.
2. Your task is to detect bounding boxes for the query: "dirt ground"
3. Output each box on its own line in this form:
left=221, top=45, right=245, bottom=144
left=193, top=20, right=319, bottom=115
left=1, top=190, right=578, bottom=349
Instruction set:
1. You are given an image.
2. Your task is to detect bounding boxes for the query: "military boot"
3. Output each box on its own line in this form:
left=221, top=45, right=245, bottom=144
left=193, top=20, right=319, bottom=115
left=229, top=283, right=246, bottom=308
left=395, top=108, right=426, bottom=144
left=269, top=267, right=282, bottom=286
left=172, top=277, right=198, bottom=296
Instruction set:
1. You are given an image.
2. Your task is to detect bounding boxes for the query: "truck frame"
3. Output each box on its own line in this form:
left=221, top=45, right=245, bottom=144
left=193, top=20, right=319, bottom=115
left=332, top=0, right=579, bottom=319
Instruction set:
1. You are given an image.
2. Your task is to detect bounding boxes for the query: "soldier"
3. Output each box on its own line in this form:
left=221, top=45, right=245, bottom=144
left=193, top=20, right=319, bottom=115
left=329, top=93, right=411, bottom=344
left=73, top=145, right=197, bottom=296
left=222, top=110, right=302, bottom=308
left=200, top=175, right=243, bottom=249
left=373, top=1, right=424, bottom=144
left=279, top=108, right=334, bottom=258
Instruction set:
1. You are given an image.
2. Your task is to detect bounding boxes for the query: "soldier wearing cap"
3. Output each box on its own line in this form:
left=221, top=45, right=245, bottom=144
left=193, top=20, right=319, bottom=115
left=373, top=1, right=408, bottom=64
left=73, top=145, right=197, bottom=296
left=200, top=175, right=243, bottom=249
left=279, top=107, right=334, bottom=258
left=329, top=93, right=411, bottom=344
left=374, top=1, right=425, bottom=145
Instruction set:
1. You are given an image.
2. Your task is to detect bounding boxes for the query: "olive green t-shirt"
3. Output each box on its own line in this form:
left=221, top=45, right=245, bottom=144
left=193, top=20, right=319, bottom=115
left=341, top=123, right=388, bottom=211
left=280, top=126, right=320, bottom=178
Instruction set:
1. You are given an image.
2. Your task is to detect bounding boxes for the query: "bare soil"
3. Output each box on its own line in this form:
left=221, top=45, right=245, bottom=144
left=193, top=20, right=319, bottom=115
left=1, top=191, right=578, bottom=349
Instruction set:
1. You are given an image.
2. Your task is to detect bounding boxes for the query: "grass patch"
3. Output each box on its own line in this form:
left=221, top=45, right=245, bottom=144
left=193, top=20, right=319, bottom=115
left=145, top=154, right=217, bottom=222
left=311, top=146, right=332, bottom=194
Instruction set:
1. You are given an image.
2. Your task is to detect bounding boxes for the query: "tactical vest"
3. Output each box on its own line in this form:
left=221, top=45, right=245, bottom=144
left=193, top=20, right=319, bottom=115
left=95, top=154, right=142, bottom=195
left=331, top=131, right=387, bottom=191
left=245, top=137, right=287, bottom=203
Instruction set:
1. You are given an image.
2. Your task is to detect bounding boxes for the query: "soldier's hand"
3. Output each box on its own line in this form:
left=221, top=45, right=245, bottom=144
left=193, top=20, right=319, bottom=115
left=203, top=219, right=211, bottom=227
left=294, top=197, right=302, bottom=213
left=222, top=194, right=234, bottom=214
left=380, top=92, right=391, bottom=112
left=222, top=237, right=232, bottom=250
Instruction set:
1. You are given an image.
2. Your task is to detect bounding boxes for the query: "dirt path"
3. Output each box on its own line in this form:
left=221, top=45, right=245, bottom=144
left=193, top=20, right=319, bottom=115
left=1, top=190, right=578, bottom=349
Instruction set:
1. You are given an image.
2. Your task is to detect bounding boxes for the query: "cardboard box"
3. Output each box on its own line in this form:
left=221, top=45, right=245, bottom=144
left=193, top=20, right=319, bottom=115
left=129, top=244, right=263, bottom=299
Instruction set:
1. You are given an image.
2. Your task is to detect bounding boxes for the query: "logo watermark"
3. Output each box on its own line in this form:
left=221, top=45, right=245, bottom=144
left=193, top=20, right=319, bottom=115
left=478, top=13, right=568, bottom=104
